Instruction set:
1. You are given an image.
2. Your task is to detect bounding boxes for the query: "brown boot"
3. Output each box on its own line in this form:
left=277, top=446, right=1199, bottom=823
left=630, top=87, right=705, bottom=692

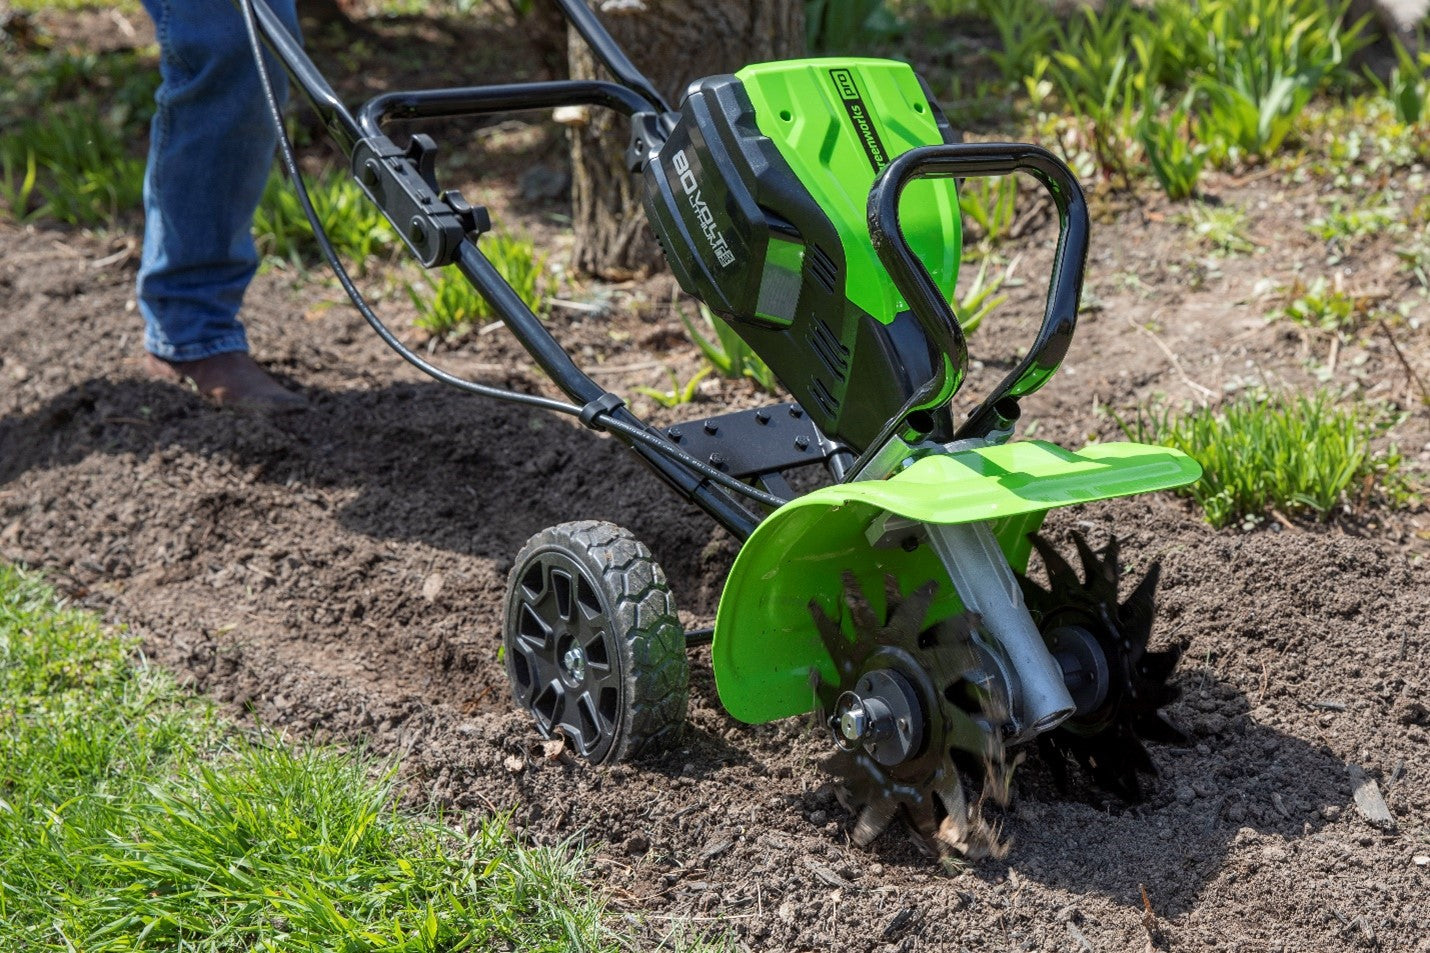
left=145, top=351, right=308, bottom=413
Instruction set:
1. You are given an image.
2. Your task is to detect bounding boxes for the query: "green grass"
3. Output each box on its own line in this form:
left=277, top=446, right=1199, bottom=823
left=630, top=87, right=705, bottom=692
left=0, top=46, right=158, bottom=225
left=0, top=105, right=146, bottom=225
left=1118, top=390, right=1409, bottom=528
left=254, top=171, right=399, bottom=270
left=978, top=0, right=1370, bottom=192
left=408, top=231, right=554, bottom=335
left=0, top=564, right=632, bottom=952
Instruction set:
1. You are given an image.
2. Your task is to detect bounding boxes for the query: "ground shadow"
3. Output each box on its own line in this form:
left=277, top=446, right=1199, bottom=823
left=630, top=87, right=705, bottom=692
left=0, top=376, right=728, bottom=608
left=846, top=667, right=1361, bottom=918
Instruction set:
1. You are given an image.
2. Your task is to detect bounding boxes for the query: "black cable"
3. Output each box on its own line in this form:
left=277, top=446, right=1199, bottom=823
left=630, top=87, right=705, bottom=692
left=235, top=0, right=785, bottom=512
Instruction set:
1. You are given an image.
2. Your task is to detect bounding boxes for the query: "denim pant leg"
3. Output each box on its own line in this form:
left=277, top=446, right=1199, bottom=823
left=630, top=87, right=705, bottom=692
left=137, top=0, right=300, bottom=361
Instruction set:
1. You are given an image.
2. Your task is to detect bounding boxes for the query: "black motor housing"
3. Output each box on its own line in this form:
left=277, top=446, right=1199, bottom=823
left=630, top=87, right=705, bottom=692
left=642, top=70, right=961, bottom=454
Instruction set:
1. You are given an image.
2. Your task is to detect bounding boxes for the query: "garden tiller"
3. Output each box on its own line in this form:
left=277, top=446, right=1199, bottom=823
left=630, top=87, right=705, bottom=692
left=241, top=0, right=1201, bottom=854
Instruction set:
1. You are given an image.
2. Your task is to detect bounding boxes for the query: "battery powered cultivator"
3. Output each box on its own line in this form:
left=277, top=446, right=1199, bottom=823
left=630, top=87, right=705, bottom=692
left=241, top=0, right=1201, bottom=854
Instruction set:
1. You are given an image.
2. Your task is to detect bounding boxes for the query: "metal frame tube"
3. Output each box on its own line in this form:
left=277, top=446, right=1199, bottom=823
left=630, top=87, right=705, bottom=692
left=925, top=521, right=1075, bottom=737
left=358, top=80, right=656, bottom=136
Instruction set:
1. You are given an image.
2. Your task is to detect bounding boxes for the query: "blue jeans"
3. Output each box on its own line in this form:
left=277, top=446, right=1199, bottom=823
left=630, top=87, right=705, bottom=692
left=137, top=0, right=300, bottom=362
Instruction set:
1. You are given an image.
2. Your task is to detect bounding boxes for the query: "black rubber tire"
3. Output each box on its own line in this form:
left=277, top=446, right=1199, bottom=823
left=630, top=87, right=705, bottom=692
left=503, top=520, right=688, bottom=763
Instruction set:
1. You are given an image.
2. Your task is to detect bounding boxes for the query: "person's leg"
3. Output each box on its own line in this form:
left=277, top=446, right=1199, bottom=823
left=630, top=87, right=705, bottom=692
left=138, top=0, right=306, bottom=409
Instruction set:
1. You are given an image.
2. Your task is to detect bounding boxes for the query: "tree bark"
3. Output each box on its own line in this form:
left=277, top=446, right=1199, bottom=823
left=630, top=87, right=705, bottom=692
left=568, top=0, right=803, bottom=278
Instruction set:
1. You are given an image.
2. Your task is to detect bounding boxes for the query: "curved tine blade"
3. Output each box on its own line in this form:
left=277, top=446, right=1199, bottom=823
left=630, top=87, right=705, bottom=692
left=852, top=800, right=897, bottom=846
left=1017, top=571, right=1052, bottom=609
left=882, top=573, right=904, bottom=618
left=885, top=579, right=937, bottom=642
left=1095, top=727, right=1157, bottom=778
left=1118, top=561, right=1162, bottom=641
left=1086, top=743, right=1148, bottom=801
left=1073, top=533, right=1118, bottom=601
left=1135, top=712, right=1191, bottom=746
left=840, top=572, right=880, bottom=636
left=1029, top=534, right=1081, bottom=597
left=1137, top=645, right=1181, bottom=688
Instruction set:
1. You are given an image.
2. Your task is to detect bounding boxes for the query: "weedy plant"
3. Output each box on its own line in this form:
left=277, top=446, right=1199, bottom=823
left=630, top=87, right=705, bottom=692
left=407, top=230, right=553, bottom=336
left=679, top=301, right=780, bottom=392
left=959, top=175, right=1019, bottom=246
left=1306, top=198, right=1402, bottom=255
left=1119, top=390, right=1408, bottom=528
left=1276, top=276, right=1376, bottom=335
left=805, top=0, right=901, bottom=53
left=980, top=0, right=1058, bottom=89
left=634, top=365, right=713, bottom=408
left=0, top=151, right=39, bottom=222
left=1134, top=94, right=1206, bottom=200
left=1366, top=39, right=1429, bottom=125
left=1041, top=1, right=1148, bottom=179
left=1180, top=202, right=1254, bottom=255
left=954, top=254, right=1014, bottom=335
left=1398, top=226, right=1430, bottom=290
left=254, top=170, right=398, bottom=269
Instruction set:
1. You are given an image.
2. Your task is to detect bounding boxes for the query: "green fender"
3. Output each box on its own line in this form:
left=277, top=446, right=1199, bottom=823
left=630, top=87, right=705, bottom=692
left=711, top=440, right=1201, bottom=724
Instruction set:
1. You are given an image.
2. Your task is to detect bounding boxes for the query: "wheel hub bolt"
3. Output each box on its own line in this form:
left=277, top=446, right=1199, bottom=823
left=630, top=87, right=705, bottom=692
left=562, top=645, right=586, bottom=681
left=840, top=704, right=870, bottom=743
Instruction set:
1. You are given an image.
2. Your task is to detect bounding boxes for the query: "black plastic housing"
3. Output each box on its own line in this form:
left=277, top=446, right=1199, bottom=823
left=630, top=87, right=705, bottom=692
left=642, top=75, right=957, bottom=454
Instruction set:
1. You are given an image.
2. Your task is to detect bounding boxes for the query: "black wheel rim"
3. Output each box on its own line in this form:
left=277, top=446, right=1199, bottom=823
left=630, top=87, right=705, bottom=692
left=507, top=550, right=623, bottom=760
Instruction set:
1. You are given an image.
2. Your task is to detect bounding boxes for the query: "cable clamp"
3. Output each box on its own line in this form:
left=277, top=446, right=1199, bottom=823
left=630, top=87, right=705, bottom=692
left=579, top=393, right=626, bottom=427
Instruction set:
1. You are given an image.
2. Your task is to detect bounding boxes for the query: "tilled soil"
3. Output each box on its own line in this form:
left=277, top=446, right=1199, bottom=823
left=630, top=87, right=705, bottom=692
left=4, top=12, right=1430, bottom=951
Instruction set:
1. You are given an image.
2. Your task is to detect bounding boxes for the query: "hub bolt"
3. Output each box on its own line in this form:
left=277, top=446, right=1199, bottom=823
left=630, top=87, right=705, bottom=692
left=839, top=704, right=870, bottom=743
left=562, top=645, right=587, bottom=681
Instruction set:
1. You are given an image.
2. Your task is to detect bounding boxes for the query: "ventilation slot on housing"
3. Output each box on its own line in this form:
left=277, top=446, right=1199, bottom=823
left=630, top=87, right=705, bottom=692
left=808, top=318, right=850, bottom=381
left=809, top=377, right=838, bottom=416
left=807, top=245, right=838, bottom=293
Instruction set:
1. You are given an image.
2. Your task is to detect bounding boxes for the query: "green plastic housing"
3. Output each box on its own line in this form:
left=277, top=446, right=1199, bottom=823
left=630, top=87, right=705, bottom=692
left=711, top=441, right=1203, bottom=724
left=734, top=58, right=962, bottom=325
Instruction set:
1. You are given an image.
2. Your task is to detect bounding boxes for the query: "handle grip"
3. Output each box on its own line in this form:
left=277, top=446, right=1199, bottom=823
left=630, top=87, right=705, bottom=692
left=865, top=142, right=1090, bottom=443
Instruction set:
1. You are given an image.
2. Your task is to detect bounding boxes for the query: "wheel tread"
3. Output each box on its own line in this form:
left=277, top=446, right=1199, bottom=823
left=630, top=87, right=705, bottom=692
left=504, top=520, right=689, bottom=763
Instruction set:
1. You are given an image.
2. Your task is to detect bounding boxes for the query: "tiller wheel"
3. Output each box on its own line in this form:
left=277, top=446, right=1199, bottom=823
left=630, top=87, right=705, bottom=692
left=1020, top=533, right=1188, bottom=800
left=802, top=532, right=1186, bottom=857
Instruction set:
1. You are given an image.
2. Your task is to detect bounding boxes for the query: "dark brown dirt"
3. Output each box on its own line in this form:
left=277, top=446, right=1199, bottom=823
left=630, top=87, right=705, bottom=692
left=4, top=9, right=1430, bottom=953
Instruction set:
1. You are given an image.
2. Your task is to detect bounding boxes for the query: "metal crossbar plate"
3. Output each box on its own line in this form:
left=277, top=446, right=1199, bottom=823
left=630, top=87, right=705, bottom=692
left=664, top=403, right=839, bottom=480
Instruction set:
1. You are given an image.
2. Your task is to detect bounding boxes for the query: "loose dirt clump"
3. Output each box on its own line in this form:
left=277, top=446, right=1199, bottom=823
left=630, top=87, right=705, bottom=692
left=3, top=10, right=1430, bottom=952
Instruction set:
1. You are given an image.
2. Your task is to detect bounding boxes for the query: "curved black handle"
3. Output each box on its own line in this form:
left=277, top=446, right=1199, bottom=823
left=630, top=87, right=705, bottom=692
left=865, top=142, right=1089, bottom=443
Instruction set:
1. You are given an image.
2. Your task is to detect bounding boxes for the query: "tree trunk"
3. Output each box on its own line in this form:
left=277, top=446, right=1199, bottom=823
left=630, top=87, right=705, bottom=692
left=568, top=0, right=803, bottom=279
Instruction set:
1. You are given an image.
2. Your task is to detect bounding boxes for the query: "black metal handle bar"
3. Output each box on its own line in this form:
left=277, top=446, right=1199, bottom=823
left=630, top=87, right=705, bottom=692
left=238, top=0, right=761, bottom=539
left=358, top=80, right=657, bottom=137
left=552, top=0, right=672, bottom=114
left=866, top=142, right=1089, bottom=444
